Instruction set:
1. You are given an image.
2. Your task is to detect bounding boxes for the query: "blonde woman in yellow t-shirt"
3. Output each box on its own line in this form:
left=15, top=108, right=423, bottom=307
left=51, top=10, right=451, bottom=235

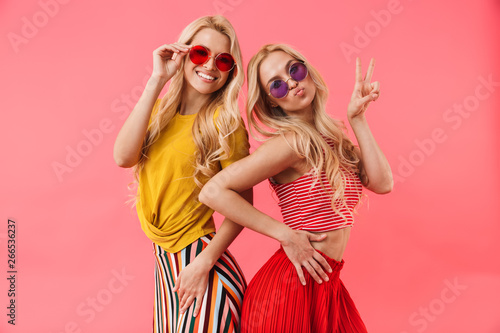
left=113, top=16, right=251, bottom=332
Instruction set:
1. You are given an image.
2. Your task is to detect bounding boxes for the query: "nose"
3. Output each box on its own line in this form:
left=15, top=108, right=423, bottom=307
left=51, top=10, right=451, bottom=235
left=287, top=77, right=298, bottom=90
left=203, top=56, right=217, bottom=71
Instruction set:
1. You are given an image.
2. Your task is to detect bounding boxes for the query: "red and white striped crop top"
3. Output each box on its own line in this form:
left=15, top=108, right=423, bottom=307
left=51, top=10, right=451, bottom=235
left=269, top=138, right=363, bottom=232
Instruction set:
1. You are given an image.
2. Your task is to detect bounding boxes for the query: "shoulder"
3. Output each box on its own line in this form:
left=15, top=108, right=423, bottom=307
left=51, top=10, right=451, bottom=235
left=209, top=132, right=304, bottom=192
left=212, top=106, right=244, bottom=130
left=253, top=132, right=303, bottom=166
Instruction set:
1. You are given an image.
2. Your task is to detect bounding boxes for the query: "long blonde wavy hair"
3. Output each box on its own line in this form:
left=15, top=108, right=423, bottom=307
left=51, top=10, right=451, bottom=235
left=128, top=15, right=246, bottom=207
left=247, top=44, right=364, bottom=221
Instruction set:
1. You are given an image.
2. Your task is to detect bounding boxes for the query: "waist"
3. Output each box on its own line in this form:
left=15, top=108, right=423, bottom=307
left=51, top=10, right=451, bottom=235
left=281, top=211, right=355, bottom=232
left=137, top=202, right=216, bottom=252
left=309, top=227, right=351, bottom=262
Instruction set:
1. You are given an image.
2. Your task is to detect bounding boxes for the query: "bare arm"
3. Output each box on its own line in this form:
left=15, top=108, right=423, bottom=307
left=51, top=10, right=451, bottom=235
left=172, top=122, right=254, bottom=317
left=350, top=120, right=393, bottom=193
left=199, top=134, right=332, bottom=286
left=347, top=57, right=393, bottom=194
left=173, top=189, right=252, bottom=316
left=200, top=135, right=300, bottom=239
left=113, top=77, right=167, bottom=167
left=113, top=43, right=191, bottom=168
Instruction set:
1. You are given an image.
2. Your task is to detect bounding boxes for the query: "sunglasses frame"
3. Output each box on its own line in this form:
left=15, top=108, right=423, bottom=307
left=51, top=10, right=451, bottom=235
left=188, top=45, right=236, bottom=72
left=267, top=60, right=308, bottom=99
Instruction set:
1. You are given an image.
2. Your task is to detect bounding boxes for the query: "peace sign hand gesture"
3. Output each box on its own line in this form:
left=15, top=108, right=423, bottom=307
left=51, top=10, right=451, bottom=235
left=347, top=57, right=380, bottom=120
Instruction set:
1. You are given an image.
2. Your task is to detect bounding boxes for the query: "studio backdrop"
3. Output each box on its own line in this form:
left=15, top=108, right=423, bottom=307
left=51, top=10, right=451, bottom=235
left=1, top=0, right=499, bottom=332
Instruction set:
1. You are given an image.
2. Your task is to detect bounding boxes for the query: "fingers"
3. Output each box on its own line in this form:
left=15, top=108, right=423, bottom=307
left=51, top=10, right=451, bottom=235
left=180, top=292, right=205, bottom=317
left=172, top=44, right=190, bottom=68
left=313, top=251, right=333, bottom=275
left=174, top=42, right=191, bottom=49
left=174, top=43, right=192, bottom=50
left=160, top=43, right=191, bottom=52
left=177, top=288, right=185, bottom=302
left=174, top=274, right=205, bottom=316
left=364, top=58, right=375, bottom=82
left=154, top=43, right=190, bottom=58
left=169, top=43, right=190, bottom=54
left=294, top=256, right=334, bottom=285
left=371, top=81, right=380, bottom=96
left=355, top=57, right=362, bottom=83
left=177, top=289, right=204, bottom=316
left=154, top=44, right=175, bottom=56
left=152, top=43, right=192, bottom=77
left=356, top=57, right=376, bottom=83
left=308, top=255, right=331, bottom=283
left=294, top=265, right=306, bottom=286
left=308, top=233, right=327, bottom=242
left=358, top=93, right=376, bottom=107
left=302, top=261, right=323, bottom=284
left=173, top=274, right=181, bottom=292
left=179, top=295, right=195, bottom=314
left=193, top=294, right=204, bottom=317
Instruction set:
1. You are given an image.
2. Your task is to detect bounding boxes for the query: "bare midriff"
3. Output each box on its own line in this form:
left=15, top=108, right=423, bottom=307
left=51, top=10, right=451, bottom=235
left=309, top=227, right=351, bottom=262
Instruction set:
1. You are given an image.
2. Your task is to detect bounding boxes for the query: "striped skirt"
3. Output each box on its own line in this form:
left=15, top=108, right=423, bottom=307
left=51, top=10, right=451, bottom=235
left=152, top=233, right=247, bottom=333
left=240, top=247, right=367, bottom=333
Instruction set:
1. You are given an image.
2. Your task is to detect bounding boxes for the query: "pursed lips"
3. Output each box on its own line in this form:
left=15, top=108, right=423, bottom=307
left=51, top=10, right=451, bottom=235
left=293, top=87, right=304, bottom=96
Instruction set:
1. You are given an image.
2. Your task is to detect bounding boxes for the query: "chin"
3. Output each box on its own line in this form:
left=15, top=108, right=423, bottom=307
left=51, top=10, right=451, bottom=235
left=292, top=97, right=315, bottom=111
left=189, top=74, right=225, bottom=95
left=197, top=84, right=222, bottom=95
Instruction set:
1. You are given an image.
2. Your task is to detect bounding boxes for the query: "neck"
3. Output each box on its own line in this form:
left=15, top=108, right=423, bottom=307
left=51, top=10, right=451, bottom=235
left=287, top=104, right=315, bottom=126
left=179, top=84, right=212, bottom=115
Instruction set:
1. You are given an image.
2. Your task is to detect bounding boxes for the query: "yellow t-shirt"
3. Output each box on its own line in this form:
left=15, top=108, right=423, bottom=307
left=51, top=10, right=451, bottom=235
left=136, top=99, right=250, bottom=252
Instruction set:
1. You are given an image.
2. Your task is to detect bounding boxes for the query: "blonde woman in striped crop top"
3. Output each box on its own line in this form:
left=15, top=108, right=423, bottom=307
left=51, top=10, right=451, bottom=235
left=200, top=44, right=393, bottom=332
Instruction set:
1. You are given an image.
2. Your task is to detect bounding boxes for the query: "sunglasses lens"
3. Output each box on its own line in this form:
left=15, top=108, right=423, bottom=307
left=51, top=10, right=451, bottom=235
left=189, top=45, right=209, bottom=65
left=270, top=80, right=288, bottom=99
left=215, top=53, right=235, bottom=72
left=290, top=62, right=308, bottom=82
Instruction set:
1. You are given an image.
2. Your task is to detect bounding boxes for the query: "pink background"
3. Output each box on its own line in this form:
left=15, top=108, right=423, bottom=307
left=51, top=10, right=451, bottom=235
left=1, top=0, right=499, bottom=332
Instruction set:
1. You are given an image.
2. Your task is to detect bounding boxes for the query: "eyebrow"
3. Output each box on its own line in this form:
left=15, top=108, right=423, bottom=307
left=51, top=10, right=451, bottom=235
left=266, top=59, right=295, bottom=86
left=199, top=44, right=210, bottom=51
left=198, top=44, right=229, bottom=55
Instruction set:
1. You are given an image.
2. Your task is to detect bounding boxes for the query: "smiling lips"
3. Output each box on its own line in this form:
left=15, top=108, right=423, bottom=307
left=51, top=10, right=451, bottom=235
left=196, top=71, right=217, bottom=82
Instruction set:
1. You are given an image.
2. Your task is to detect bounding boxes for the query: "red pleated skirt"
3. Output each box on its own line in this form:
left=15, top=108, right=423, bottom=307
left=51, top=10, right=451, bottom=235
left=241, top=247, right=368, bottom=333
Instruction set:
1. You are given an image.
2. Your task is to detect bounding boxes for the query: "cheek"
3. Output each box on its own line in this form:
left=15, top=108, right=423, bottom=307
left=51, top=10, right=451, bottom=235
left=184, top=54, right=200, bottom=72
left=310, top=85, right=317, bottom=97
left=183, top=62, right=194, bottom=78
left=219, top=72, right=231, bottom=86
left=306, top=76, right=315, bottom=88
left=306, top=79, right=317, bottom=96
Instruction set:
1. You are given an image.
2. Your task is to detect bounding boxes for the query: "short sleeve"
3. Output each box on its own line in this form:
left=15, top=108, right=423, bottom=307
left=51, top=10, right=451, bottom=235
left=148, top=99, right=162, bottom=127
left=219, top=122, right=250, bottom=169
